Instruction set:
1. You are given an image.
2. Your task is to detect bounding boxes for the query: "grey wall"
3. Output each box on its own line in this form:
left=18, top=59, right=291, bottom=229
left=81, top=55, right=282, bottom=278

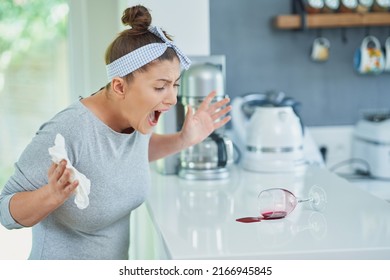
left=210, top=0, right=390, bottom=126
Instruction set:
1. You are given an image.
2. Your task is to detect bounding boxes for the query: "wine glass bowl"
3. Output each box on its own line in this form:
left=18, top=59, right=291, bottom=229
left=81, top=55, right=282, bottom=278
left=257, top=188, right=298, bottom=219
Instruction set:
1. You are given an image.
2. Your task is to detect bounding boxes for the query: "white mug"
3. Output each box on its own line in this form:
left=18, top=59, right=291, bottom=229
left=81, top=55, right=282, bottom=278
left=311, top=37, right=330, bottom=62
left=354, top=36, right=385, bottom=75
left=384, top=37, right=390, bottom=72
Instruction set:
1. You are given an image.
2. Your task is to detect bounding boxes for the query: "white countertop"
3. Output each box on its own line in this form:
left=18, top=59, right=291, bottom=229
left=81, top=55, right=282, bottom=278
left=145, top=165, right=390, bottom=259
left=347, top=178, right=390, bottom=202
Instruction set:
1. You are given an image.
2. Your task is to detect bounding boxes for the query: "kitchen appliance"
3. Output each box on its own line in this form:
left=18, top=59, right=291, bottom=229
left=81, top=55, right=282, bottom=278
left=154, top=55, right=234, bottom=180
left=352, top=111, right=390, bottom=179
left=178, top=56, right=234, bottom=180
left=231, top=91, right=323, bottom=173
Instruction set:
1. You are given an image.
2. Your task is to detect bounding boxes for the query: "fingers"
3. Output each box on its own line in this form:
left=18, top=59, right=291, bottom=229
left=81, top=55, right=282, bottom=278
left=57, top=169, right=72, bottom=187
left=55, top=170, right=78, bottom=198
left=47, top=162, right=57, bottom=177
left=198, top=91, right=217, bottom=111
left=182, top=105, right=193, bottom=127
left=46, top=160, right=78, bottom=206
left=65, top=180, right=79, bottom=194
left=200, top=94, right=230, bottom=115
left=206, top=96, right=231, bottom=124
left=48, top=160, right=76, bottom=191
left=48, top=160, right=66, bottom=183
left=213, top=115, right=231, bottom=130
left=186, top=105, right=193, bottom=117
left=211, top=105, right=232, bottom=121
left=208, top=97, right=230, bottom=113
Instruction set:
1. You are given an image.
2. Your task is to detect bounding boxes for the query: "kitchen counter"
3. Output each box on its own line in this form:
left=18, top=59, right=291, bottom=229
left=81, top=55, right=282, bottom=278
left=136, top=165, right=390, bottom=259
left=347, top=179, right=390, bottom=202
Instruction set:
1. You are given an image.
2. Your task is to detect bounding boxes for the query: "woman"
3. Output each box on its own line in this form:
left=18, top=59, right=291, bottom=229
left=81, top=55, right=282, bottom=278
left=0, top=5, right=231, bottom=259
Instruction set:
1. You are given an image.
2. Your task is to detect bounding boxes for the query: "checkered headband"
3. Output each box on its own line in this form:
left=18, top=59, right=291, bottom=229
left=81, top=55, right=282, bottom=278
left=106, top=26, right=191, bottom=81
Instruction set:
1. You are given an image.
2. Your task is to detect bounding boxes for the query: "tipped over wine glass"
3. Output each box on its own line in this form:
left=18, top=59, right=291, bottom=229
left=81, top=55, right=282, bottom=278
left=236, top=185, right=327, bottom=223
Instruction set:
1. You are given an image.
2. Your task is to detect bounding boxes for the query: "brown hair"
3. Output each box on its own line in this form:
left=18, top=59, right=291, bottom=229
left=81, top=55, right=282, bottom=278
left=104, top=5, right=178, bottom=87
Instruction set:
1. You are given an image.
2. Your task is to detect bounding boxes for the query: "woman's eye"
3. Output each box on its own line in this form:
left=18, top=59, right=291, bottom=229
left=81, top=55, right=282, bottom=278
left=155, top=84, right=179, bottom=91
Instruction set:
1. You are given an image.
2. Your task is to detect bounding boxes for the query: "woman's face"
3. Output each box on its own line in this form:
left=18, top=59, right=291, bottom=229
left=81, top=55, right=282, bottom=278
left=121, top=57, right=181, bottom=134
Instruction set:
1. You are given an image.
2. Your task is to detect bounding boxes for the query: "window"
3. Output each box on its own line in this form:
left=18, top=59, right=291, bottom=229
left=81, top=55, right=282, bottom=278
left=0, top=0, right=69, bottom=188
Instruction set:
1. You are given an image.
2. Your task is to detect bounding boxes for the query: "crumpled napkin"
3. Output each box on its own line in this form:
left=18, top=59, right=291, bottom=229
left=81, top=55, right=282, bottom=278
left=48, top=133, right=91, bottom=209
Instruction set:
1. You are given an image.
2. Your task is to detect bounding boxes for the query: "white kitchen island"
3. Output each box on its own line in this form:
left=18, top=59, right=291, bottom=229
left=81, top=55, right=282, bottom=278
left=131, top=165, right=390, bottom=259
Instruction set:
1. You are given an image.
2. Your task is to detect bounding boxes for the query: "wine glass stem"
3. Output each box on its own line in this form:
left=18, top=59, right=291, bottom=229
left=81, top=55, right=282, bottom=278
left=297, top=198, right=313, bottom=203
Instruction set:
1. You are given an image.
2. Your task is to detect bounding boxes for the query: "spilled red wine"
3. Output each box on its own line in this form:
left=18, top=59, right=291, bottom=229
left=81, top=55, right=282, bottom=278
left=235, top=211, right=288, bottom=223
left=235, top=217, right=262, bottom=223
left=261, top=211, right=287, bottom=220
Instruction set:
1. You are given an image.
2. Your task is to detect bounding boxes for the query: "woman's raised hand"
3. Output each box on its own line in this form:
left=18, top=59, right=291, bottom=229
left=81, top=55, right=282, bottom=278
left=179, top=91, right=231, bottom=148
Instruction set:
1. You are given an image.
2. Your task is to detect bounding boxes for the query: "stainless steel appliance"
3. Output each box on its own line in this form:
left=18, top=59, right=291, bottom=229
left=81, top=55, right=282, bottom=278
left=155, top=55, right=234, bottom=180
left=352, top=111, right=390, bottom=179
left=231, top=91, right=322, bottom=173
left=178, top=56, right=233, bottom=180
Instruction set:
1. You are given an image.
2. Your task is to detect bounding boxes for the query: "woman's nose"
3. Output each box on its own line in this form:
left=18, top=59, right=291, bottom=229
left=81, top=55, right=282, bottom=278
left=164, top=87, right=178, bottom=106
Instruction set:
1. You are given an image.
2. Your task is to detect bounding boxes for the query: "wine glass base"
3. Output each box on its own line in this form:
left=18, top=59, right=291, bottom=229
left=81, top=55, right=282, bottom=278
left=308, top=185, right=327, bottom=211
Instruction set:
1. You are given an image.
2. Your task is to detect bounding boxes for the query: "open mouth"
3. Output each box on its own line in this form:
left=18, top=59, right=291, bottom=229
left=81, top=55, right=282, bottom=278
left=148, top=110, right=162, bottom=126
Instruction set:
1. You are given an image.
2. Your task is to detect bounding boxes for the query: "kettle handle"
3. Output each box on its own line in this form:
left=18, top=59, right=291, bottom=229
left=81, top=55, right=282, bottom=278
left=210, top=133, right=228, bottom=167
left=231, top=96, right=246, bottom=144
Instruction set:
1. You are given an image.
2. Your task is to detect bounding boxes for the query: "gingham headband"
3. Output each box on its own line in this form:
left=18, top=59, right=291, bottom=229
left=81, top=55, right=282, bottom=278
left=106, top=26, right=191, bottom=81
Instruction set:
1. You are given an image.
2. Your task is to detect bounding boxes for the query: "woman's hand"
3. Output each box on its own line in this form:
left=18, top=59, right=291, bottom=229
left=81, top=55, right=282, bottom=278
left=148, top=91, right=231, bottom=162
left=8, top=160, right=79, bottom=227
left=46, top=160, right=78, bottom=205
left=179, top=91, right=231, bottom=149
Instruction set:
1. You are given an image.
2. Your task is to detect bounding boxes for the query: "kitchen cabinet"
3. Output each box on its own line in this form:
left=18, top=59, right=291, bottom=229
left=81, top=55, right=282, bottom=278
left=131, top=165, right=390, bottom=259
left=274, top=12, right=390, bottom=29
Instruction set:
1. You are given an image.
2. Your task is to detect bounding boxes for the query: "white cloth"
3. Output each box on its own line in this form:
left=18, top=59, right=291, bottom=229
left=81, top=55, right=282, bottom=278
left=48, top=134, right=91, bottom=209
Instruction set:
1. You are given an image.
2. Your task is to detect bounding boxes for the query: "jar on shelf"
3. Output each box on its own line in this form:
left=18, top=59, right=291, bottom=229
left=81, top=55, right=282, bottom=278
left=303, top=0, right=325, bottom=13
left=339, top=0, right=359, bottom=12
left=372, top=0, right=390, bottom=12
left=323, top=0, right=340, bottom=12
left=357, top=0, right=374, bottom=12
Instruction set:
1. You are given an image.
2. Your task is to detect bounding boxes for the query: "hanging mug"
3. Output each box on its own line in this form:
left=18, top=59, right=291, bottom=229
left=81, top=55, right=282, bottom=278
left=384, top=37, right=390, bottom=72
left=353, top=36, right=385, bottom=74
left=311, top=37, right=330, bottom=62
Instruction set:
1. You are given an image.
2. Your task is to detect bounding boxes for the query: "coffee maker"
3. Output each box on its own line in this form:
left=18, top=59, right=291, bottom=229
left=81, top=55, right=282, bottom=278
left=154, top=55, right=234, bottom=180
left=178, top=56, right=234, bottom=180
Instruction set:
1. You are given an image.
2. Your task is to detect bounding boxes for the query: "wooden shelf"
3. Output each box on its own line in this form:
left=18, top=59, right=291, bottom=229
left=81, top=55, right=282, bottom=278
left=274, top=13, right=390, bottom=30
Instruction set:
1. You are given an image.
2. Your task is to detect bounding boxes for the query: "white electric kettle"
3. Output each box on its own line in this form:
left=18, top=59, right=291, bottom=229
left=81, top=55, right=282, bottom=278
left=231, top=92, right=307, bottom=173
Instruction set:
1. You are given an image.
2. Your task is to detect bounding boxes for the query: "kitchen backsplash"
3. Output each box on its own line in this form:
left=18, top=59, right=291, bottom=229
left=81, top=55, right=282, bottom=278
left=210, top=0, right=390, bottom=126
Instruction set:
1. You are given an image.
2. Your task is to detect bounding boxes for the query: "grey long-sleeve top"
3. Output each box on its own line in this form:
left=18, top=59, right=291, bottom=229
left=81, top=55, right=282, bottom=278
left=0, top=101, right=151, bottom=259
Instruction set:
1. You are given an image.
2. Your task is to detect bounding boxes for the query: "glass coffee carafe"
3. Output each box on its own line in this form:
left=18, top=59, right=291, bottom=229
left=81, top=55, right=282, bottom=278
left=179, top=130, right=234, bottom=180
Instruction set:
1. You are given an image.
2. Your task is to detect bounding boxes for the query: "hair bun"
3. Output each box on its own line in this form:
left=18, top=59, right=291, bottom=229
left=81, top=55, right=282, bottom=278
left=122, top=5, right=151, bottom=33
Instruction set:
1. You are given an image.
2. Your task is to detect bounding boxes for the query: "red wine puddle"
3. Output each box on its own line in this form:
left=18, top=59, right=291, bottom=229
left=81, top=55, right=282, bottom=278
left=236, top=211, right=287, bottom=223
